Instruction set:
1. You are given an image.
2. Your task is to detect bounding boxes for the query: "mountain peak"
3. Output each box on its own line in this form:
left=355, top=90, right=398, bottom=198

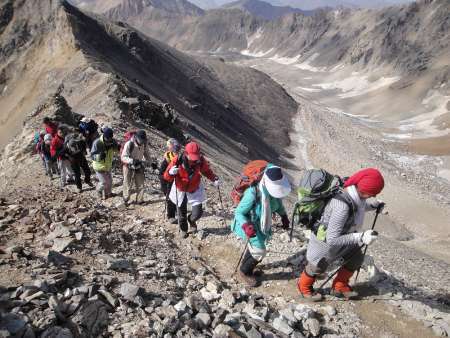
left=222, top=0, right=311, bottom=20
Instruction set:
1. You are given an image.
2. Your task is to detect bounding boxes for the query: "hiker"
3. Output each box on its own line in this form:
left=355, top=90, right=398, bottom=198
left=297, top=168, right=385, bottom=301
left=43, top=117, right=58, bottom=137
left=121, top=129, right=155, bottom=204
left=159, top=138, right=181, bottom=194
left=64, top=131, right=93, bottom=193
left=91, top=127, right=119, bottom=200
left=163, top=141, right=219, bottom=238
left=79, top=117, right=99, bottom=152
left=40, top=134, right=58, bottom=178
left=35, top=131, right=46, bottom=171
left=50, top=125, right=73, bottom=190
left=231, top=164, right=291, bottom=287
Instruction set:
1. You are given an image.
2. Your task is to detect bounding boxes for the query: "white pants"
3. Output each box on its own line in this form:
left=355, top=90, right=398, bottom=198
left=58, top=159, right=72, bottom=188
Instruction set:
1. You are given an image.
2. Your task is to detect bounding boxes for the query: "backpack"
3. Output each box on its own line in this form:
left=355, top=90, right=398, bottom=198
left=65, top=134, right=84, bottom=155
left=231, top=160, right=268, bottom=206
left=120, top=131, right=136, bottom=163
left=292, top=169, right=350, bottom=234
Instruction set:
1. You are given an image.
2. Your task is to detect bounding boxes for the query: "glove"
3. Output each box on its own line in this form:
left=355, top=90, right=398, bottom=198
left=242, top=223, right=257, bottom=238
left=371, top=200, right=385, bottom=213
left=151, top=162, right=158, bottom=170
left=132, top=159, right=142, bottom=166
left=169, top=166, right=179, bottom=176
left=213, top=178, right=220, bottom=187
left=281, top=214, right=290, bottom=229
left=360, top=230, right=378, bottom=246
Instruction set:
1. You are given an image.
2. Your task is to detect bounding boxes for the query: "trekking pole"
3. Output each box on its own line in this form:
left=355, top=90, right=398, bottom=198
left=174, top=177, right=182, bottom=233
left=234, top=237, right=250, bottom=274
left=354, top=205, right=383, bottom=283
left=217, top=186, right=227, bottom=228
left=289, top=203, right=298, bottom=242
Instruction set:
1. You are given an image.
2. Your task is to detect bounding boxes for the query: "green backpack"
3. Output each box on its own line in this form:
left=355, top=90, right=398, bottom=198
left=290, top=169, right=350, bottom=241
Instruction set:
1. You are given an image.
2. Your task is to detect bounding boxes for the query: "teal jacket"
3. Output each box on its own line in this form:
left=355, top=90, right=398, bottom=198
left=231, top=185, right=287, bottom=249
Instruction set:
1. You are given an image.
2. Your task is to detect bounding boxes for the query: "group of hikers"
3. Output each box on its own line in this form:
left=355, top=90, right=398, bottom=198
left=34, top=116, right=385, bottom=301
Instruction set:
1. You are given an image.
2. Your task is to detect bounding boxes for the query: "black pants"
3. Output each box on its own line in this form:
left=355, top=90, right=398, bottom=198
left=167, top=196, right=203, bottom=232
left=306, top=246, right=365, bottom=276
left=71, top=155, right=91, bottom=189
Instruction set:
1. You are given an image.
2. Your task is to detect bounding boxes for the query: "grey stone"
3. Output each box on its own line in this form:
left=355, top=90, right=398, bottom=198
left=47, top=224, right=71, bottom=240
left=174, top=300, right=188, bottom=313
left=304, top=318, right=321, bottom=337
left=107, top=258, right=133, bottom=271
left=323, top=305, right=337, bottom=317
left=52, top=238, right=74, bottom=253
left=220, top=290, right=236, bottom=308
left=71, top=300, right=109, bottom=337
left=195, top=312, right=212, bottom=328
left=25, top=291, right=44, bottom=302
left=0, top=314, right=27, bottom=335
left=213, top=324, right=232, bottom=337
left=119, top=283, right=143, bottom=302
left=98, top=290, right=119, bottom=307
left=47, top=251, right=72, bottom=266
left=279, top=308, right=296, bottom=323
left=272, top=317, right=293, bottom=335
left=41, top=327, right=73, bottom=338
left=246, top=327, right=262, bottom=338
left=432, top=325, right=447, bottom=337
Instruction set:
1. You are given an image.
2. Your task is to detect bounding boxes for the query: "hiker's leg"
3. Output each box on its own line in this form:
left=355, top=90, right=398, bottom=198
left=44, top=159, right=52, bottom=177
left=81, top=156, right=92, bottom=184
left=189, top=203, right=203, bottom=223
left=65, top=160, right=75, bottom=181
left=122, top=166, right=132, bottom=202
left=58, top=160, right=66, bottom=187
left=135, top=169, right=145, bottom=203
left=178, top=196, right=189, bottom=232
left=167, top=199, right=177, bottom=219
left=105, top=171, right=113, bottom=196
left=71, top=161, right=82, bottom=190
left=342, top=246, right=365, bottom=272
left=96, top=171, right=106, bottom=195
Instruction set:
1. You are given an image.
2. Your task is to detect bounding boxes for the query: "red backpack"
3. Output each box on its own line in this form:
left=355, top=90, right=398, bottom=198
left=231, top=160, right=268, bottom=206
left=120, top=130, right=137, bottom=163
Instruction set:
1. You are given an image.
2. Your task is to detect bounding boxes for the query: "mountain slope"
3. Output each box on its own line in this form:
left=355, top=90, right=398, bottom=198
left=0, top=0, right=298, bottom=163
left=222, top=0, right=311, bottom=20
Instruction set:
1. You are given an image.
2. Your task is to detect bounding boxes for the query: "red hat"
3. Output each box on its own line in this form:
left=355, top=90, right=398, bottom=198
left=185, top=142, right=201, bottom=161
left=344, top=168, right=385, bottom=196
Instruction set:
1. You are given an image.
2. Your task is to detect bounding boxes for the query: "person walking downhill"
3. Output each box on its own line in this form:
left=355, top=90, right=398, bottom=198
left=159, top=138, right=181, bottom=219
left=163, top=141, right=220, bottom=238
left=50, top=126, right=72, bottom=190
left=64, top=131, right=93, bottom=193
left=231, top=165, right=291, bottom=287
left=297, top=168, right=385, bottom=301
left=41, top=134, right=58, bottom=179
left=121, top=130, right=154, bottom=205
left=91, top=127, right=119, bottom=200
left=79, top=117, right=99, bottom=153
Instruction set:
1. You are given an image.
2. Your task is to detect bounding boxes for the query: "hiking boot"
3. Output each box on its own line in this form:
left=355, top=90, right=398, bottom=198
left=86, top=181, right=94, bottom=188
left=180, top=231, right=188, bottom=239
left=297, top=271, right=323, bottom=302
left=238, top=271, right=258, bottom=288
left=188, top=216, right=198, bottom=233
left=168, top=218, right=178, bottom=225
left=331, top=267, right=359, bottom=300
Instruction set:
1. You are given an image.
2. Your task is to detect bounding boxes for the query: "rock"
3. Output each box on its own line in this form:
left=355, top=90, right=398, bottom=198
left=25, top=291, right=44, bottom=302
left=119, top=283, right=143, bottom=302
left=47, top=251, right=72, bottom=266
left=323, top=305, right=337, bottom=316
left=174, top=301, right=188, bottom=313
left=272, top=317, right=293, bottom=335
left=0, top=313, right=27, bottom=335
left=71, top=300, right=109, bottom=337
left=279, top=308, right=296, bottom=323
left=47, top=224, right=71, bottom=240
left=106, top=258, right=133, bottom=271
left=294, top=304, right=315, bottom=321
left=246, top=327, right=262, bottom=338
left=52, top=238, right=74, bottom=253
left=41, top=326, right=73, bottom=338
left=200, top=288, right=221, bottom=302
left=304, top=318, right=321, bottom=337
left=206, top=281, right=221, bottom=294
left=75, top=232, right=83, bottom=241
left=98, top=290, right=119, bottom=307
left=213, top=323, right=233, bottom=337
left=195, top=312, right=212, bottom=328
left=220, top=290, right=236, bottom=308
left=432, top=325, right=447, bottom=337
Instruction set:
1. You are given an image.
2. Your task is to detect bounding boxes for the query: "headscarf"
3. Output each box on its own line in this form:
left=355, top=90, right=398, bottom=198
left=344, top=168, right=384, bottom=196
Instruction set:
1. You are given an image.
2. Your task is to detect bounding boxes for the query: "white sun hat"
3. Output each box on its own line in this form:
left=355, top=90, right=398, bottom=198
left=263, top=166, right=291, bottom=198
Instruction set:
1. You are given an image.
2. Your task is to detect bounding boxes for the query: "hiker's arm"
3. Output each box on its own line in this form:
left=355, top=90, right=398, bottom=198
left=235, top=189, right=256, bottom=224
left=326, top=199, right=360, bottom=247
left=159, top=158, right=169, bottom=176
left=121, top=142, right=133, bottom=164
left=90, top=140, right=103, bottom=161
left=163, top=159, right=176, bottom=182
left=200, top=159, right=218, bottom=181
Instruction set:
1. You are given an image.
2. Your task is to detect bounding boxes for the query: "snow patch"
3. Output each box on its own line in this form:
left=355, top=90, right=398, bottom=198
left=241, top=48, right=274, bottom=58
left=269, top=54, right=301, bottom=65
left=295, top=86, right=321, bottom=93
left=294, top=53, right=323, bottom=72
left=313, top=75, right=400, bottom=98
